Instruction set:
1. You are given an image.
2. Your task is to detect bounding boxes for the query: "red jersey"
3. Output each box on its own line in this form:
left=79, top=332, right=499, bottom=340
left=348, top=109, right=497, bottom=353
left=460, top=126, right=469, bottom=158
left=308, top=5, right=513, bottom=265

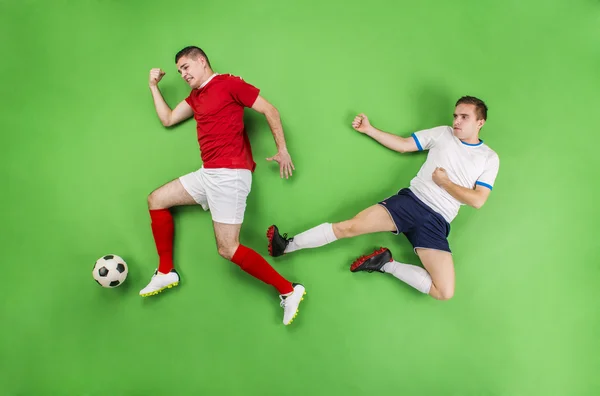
left=185, top=74, right=260, bottom=172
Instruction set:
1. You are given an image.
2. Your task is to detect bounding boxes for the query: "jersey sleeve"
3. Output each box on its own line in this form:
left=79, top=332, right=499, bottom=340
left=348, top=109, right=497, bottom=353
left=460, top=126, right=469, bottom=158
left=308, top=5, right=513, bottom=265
left=229, top=75, right=260, bottom=107
left=411, top=126, right=449, bottom=151
left=475, top=152, right=500, bottom=190
left=184, top=91, right=194, bottom=106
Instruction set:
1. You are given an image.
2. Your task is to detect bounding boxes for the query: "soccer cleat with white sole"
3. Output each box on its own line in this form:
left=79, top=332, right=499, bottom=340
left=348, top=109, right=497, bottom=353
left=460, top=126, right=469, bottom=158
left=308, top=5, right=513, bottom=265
left=139, top=269, right=180, bottom=297
left=280, top=283, right=306, bottom=325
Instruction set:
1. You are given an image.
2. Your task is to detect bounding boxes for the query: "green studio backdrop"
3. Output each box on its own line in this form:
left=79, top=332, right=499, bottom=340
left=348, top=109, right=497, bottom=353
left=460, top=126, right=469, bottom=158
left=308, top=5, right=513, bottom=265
left=1, top=0, right=599, bottom=395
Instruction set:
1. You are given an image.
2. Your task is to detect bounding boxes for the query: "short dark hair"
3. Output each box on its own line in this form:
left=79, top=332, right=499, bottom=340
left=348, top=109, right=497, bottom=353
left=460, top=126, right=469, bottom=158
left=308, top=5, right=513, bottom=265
left=175, top=46, right=211, bottom=67
left=456, top=96, right=488, bottom=120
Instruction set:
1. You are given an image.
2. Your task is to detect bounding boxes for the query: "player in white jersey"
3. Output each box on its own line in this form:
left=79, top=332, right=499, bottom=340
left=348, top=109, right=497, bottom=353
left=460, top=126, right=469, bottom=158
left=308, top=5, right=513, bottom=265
left=266, top=96, right=499, bottom=300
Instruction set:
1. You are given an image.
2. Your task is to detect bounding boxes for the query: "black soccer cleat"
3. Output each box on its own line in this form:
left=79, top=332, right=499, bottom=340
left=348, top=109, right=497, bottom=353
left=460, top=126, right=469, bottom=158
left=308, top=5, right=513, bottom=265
left=267, top=225, right=292, bottom=257
left=350, top=247, right=393, bottom=273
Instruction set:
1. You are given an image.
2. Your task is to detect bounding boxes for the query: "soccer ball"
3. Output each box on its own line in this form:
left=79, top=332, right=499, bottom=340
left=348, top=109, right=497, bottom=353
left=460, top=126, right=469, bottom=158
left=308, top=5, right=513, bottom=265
left=93, top=254, right=128, bottom=288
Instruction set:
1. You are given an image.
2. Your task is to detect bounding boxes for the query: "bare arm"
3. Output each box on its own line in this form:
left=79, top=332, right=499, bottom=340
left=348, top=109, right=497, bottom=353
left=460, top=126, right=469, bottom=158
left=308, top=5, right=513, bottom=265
left=433, top=168, right=492, bottom=209
left=148, top=68, right=194, bottom=127
left=365, top=127, right=419, bottom=153
left=443, top=183, right=491, bottom=209
left=251, top=95, right=295, bottom=178
left=352, top=114, right=420, bottom=153
left=149, top=86, right=193, bottom=127
left=251, top=96, right=287, bottom=151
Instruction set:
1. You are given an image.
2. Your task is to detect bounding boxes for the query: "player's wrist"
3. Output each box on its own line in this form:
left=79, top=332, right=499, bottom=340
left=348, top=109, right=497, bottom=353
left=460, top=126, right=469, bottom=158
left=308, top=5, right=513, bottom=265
left=365, top=126, right=377, bottom=136
left=440, top=179, right=452, bottom=189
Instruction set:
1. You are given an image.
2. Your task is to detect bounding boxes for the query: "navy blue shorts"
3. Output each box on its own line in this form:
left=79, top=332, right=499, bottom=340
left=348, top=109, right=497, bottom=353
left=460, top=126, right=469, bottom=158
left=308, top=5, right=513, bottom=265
left=378, top=188, right=451, bottom=253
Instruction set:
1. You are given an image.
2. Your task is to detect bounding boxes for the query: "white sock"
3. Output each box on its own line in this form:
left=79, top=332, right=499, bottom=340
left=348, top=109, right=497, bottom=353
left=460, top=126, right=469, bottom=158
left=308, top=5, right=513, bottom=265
left=381, top=260, right=432, bottom=294
left=284, top=223, right=338, bottom=253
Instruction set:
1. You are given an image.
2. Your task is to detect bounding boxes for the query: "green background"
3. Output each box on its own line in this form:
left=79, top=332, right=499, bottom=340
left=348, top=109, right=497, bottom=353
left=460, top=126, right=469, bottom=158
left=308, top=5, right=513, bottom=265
left=1, top=0, right=599, bottom=395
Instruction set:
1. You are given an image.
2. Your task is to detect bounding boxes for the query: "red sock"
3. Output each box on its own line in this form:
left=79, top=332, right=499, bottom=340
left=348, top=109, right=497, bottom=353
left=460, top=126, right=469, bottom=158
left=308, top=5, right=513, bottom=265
left=149, top=209, right=174, bottom=274
left=231, top=245, right=294, bottom=295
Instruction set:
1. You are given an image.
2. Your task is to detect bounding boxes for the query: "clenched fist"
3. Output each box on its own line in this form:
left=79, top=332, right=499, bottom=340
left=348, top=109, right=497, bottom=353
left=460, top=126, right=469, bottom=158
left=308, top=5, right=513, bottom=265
left=352, top=113, right=372, bottom=134
left=149, top=68, right=165, bottom=87
left=432, top=167, right=451, bottom=188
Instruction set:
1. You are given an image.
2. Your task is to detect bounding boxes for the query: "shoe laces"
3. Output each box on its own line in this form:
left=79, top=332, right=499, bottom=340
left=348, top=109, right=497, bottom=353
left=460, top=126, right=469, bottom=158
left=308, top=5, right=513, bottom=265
left=280, top=293, right=294, bottom=308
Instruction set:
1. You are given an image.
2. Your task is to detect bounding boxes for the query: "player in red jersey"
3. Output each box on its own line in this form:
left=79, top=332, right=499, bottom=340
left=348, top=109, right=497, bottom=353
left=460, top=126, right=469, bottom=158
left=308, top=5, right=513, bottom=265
left=141, top=46, right=305, bottom=325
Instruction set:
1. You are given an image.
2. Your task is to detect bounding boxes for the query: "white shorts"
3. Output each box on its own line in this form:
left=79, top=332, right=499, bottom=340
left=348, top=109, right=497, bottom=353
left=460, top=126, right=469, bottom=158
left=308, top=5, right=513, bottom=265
left=179, top=167, right=252, bottom=224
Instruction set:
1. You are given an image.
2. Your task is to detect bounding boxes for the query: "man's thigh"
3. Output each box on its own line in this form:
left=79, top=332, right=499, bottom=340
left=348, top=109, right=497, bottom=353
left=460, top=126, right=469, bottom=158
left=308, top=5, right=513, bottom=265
left=203, top=168, right=252, bottom=224
left=178, top=169, right=210, bottom=209
left=415, top=248, right=455, bottom=294
left=150, top=177, right=199, bottom=209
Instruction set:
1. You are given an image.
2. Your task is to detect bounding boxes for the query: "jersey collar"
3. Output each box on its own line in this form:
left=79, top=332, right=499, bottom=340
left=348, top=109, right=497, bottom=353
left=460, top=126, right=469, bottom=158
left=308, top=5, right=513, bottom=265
left=199, top=73, right=219, bottom=89
left=461, top=139, right=484, bottom=147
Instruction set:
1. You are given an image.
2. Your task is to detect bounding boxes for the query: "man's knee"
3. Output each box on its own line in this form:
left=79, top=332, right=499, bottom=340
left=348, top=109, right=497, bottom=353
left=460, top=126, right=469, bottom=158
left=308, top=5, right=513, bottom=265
left=148, top=189, right=164, bottom=210
left=218, top=243, right=239, bottom=261
left=435, top=284, right=455, bottom=300
left=333, top=219, right=358, bottom=239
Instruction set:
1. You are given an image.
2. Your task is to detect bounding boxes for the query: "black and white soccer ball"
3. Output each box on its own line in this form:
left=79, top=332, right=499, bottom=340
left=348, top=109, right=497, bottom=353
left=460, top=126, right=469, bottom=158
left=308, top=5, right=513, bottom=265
left=93, top=254, right=128, bottom=288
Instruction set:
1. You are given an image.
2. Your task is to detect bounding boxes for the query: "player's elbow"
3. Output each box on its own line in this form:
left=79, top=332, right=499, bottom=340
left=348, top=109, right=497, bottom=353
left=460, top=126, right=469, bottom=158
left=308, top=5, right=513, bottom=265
left=265, top=105, right=279, bottom=119
left=394, top=138, right=414, bottom=154
left=162, top=114, right=175, bottom=127
left=472, top=190, right=491, bottom=209
left=471, top=199, right=486, bottom=209
left=396, top=145, right=410, bottom=154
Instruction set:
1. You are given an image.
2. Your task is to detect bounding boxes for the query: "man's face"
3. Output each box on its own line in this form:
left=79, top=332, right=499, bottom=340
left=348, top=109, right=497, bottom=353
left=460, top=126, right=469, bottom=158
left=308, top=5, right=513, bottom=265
left=176, top=55, right=207, bottom=89
left=452, top=103, right=484, bottom=139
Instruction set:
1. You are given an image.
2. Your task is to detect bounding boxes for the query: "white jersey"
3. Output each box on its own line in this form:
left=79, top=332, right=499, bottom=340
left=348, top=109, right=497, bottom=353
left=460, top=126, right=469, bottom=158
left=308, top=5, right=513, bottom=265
left=409, top=126, right=500, bottom=223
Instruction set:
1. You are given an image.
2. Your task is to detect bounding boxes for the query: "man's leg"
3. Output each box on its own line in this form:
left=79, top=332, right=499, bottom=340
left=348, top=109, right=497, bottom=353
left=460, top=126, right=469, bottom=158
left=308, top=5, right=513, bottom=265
left=267, top=204, right=397, bottom=256
left=140, top=178, right=200, bottom=297
left=213, top=221, right=306, bottom=325
left=148, top=178, right=199, bottom=273
left=348, top=188, right=454, bottom=300
left=415, top=248, right=455, bottom=300
left=350, top=247, right=454, bottom=300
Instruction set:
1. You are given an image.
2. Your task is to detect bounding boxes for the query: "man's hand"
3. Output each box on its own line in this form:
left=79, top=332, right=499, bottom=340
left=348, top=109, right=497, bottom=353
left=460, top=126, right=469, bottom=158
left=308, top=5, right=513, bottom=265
left=352, top=113, right=373, bottom=134
left=266, top=149, right=295, bottom=179
left=432, top=167, right=451, bottom=188
left=149, top=68, right=166, bottom=87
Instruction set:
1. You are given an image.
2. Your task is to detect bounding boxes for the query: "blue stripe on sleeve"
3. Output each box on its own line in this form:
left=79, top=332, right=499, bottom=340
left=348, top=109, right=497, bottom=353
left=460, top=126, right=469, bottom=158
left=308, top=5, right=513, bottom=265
left=411, top=133, right=423, bottom=151
left=476, top=181, right=493, bottom=190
